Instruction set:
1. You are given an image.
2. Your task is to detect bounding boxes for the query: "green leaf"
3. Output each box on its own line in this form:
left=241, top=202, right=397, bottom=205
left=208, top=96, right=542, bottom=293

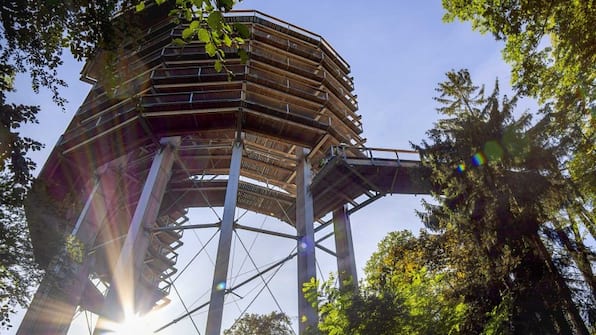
left=184, top=8, right=192, bottom=21
left=182, top=27, right=194, bottom=40
left=173, top=38, right=186, bottom=46
left=135, top=2, right=145, bottom=12
left=217, top=0, right=234, bottom=11
left=214, top=60, right=223, bottom=72
left=156, top=0, right=166, bottom=4
left=189, top=20, right=200, bottom=31
left=212, top=33, right=221, bottom=45
left=198, top=28, right=210, bottom=43
left=205, top=42, right=217, bottom=57
left=238, top=48, right=248, bottom=64
left=207, top=11, right=224, bottom=30
left=223, top=34, right=232, bottom=47
left=234, top=23, right=251, bottom=39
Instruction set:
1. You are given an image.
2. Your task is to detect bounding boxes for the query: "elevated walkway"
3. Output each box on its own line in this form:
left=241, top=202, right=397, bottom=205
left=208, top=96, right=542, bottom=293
left=309, top=146, right=430, bottom=219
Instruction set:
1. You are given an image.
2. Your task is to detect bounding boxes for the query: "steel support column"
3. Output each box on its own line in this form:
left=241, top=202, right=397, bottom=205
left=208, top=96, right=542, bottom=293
left=333, top=205, right=358, bottom=289
left=17, top=165, right=123, bottom=335
left=205, top=139, right=243, bottom=335
left=96, top=137, right=180, bottom=330
left=296, top=147, right=317, bottom=334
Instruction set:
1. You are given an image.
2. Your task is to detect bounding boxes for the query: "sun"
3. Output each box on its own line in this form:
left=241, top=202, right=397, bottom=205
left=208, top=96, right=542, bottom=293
left=109, top=313, right=155, bottom=335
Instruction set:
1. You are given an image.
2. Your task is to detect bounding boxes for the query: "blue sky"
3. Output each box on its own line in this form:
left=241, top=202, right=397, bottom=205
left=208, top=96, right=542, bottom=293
left=9, top=1, right=520, bottom=333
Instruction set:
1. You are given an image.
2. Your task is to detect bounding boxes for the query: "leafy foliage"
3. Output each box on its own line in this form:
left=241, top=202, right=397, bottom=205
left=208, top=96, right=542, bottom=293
left=224, top=311, right=294, bottom=335
left=441, top=0, right=596, bottom=239
left=0, top=174, right=43, bottom=330
left=0, top=0, right=145, bottom=105
left=365, top=231, right=467, bottom=335
left=309, top=231, right=467, bottom=335
left=442, top=0, right=595, bottom=129
left=141, top=0, right=249, bottom=73
left=0, top=68, right=42, bottom=203
left=0, top=61, right=44, bottom=331
left=308, top=275, right=406, bottom=335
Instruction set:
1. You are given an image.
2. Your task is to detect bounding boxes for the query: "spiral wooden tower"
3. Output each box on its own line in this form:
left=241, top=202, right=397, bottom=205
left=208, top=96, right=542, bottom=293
left=19, top=5, right=428, bottom=335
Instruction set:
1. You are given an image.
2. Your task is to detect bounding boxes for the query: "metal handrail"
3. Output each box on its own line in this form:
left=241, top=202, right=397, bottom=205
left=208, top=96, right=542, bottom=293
left=329, top=145, right=420, bottom=161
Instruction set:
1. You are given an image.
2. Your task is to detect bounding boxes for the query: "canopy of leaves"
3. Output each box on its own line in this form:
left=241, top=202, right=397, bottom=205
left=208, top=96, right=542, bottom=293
left=441, top=0, right=596, bottom=215
left=0, top=67, right=41, bottom=203
left=223, top=312, right=294, bottom=335
left=0, top=0, right=147, bottom=105
left=0, top=173, right=43, bottom=330
left=442, top=0, right=595, bottom=114
left=309, top=231, right=467, bottom=335
left=140, top=0, right=249, bottom=73
left=0, top=63, right=44, bottom=331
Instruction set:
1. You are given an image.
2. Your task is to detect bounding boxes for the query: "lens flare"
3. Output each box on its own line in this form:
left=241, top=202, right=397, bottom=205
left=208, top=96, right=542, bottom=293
left=216, top=281, right=227, bottom=291
left=298, top=238, right=312, bottom=253
left=472, top=152, right=486, bottom=166
left=456, top=163, right=466, bottom=172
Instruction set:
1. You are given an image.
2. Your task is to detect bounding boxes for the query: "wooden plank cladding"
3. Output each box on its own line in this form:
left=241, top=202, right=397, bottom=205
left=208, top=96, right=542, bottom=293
left=49, top=10, right=364, bottom=191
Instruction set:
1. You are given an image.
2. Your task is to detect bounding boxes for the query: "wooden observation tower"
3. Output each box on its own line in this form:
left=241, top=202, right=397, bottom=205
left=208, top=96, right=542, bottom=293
left=18, top=6, right=428, bottom=335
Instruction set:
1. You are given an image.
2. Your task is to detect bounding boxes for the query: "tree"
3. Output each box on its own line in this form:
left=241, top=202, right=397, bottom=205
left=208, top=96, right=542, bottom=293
left=224, top=312, right=294, bottom=335
left=309, top=231, right=467, bottom=335
left=312, top=278, right=408, bottom=335
left=441, top=0, right=595, bottom=144
left=415, top=69, right=593, bottom=334
left=364, top=231, right=467, bottom=335
left=0, top=67, right=42, bottom=203
left=441, top=0, right=596, bottom=239
left=0, top=64, right=44, bottom=332
left=0, top=173, right=43, bottom=330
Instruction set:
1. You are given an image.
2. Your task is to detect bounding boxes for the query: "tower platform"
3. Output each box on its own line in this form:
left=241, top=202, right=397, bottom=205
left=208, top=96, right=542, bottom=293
left=20, top=6, right=429, bottom=335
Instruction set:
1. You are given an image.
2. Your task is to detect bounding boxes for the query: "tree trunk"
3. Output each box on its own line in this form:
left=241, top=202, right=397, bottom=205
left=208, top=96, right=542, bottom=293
left=555, top=215, right=596, bottom=296
left=574, top=205, right=596, bottom=242
left=531, top=234, right=590, bottom=335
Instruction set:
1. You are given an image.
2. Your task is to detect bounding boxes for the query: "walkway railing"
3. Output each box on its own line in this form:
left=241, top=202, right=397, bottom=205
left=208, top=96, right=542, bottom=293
left=329, top=145, right=420, bottom=162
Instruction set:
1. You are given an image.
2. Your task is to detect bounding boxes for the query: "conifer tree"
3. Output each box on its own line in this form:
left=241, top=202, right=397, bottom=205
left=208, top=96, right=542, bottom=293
left=415, top=69, right=592, bottom=334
